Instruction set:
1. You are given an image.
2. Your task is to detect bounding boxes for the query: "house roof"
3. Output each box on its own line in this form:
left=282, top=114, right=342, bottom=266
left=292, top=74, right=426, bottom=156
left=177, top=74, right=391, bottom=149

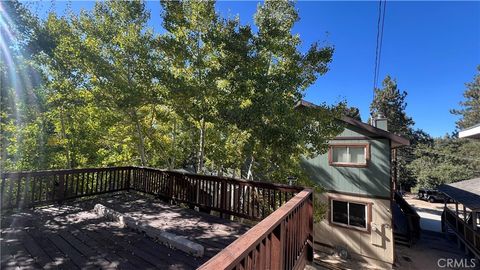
left=459, top=123, right=480, bottom=139
left=296, top=100, right=410, bottom=148
left=438, top=178, right=480, bottom=211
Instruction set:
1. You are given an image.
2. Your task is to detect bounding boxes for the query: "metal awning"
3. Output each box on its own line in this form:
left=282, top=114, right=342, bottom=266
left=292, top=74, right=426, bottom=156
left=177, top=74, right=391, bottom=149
left=459, top=123, right=480, bottom=139
left=439, top=178, right=480, bottom=211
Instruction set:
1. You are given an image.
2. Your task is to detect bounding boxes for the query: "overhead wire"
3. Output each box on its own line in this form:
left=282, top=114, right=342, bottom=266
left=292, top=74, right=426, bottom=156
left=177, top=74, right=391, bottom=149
left=372, top=0, right=387, bottom=100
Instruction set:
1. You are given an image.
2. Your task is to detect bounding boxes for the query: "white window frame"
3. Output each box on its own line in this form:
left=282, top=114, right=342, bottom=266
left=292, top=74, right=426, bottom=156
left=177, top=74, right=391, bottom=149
left=329, top=144, right=369, bottom=167
left=330, top=199, right=368, bottom=231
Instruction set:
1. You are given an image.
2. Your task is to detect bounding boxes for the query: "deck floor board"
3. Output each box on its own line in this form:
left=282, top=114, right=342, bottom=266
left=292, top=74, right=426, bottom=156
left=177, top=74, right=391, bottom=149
left=1, top=192, right=249, bottom=269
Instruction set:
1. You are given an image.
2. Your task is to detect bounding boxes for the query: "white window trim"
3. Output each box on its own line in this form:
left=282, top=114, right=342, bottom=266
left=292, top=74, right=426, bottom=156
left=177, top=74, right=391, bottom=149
left=330, top=144, right=369, bottom=167
left=330, top=199, right=368, bottom=231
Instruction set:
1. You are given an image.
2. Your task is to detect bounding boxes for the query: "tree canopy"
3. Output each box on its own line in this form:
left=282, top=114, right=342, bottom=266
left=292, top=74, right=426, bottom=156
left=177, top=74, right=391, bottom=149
left=1, top=0, right=343, bottom=187
left=451, top=66, right=480, bottom=130
left=405, top=66, right=480, bottom=189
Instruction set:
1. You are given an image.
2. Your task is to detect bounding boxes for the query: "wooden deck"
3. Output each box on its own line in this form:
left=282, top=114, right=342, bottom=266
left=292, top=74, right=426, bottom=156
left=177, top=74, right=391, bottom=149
left=1, top=167, right=314, bottom=269
left=1, top=192, right=249, bottom=270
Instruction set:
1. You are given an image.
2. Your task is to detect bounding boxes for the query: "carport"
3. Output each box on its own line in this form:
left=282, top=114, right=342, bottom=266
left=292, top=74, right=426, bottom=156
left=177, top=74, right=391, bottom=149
left=439, top=178, right=480, bottom=258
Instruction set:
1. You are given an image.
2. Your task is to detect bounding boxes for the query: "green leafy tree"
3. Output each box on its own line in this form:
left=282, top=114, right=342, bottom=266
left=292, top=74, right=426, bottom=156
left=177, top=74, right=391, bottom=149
left=72, top=1, right=165, bottom=166
left=0, top=1, right=60, bottom=171
left=161, top=0, right=217, bottom=172
left=229, top=0, right=342, bottom=182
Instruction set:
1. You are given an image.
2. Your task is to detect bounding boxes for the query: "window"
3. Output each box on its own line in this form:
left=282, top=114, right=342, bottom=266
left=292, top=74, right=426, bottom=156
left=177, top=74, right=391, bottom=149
left=331, top=199, right=368, bottom=230
left=329, top=144, right=369, bottom=167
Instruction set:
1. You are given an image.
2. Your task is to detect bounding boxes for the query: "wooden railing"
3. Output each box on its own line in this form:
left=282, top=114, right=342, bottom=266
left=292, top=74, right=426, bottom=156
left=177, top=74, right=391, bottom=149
left=443, top=207, right=480, bottom=255
left=131, top=167, right=303, bottom=221
left=198, top=190, right=313, bottom=270
left=394, top=191, right=421, bottom=243
left=1, top=166, right=313, bottom=269
left=1, top=167, right=132, bottom=210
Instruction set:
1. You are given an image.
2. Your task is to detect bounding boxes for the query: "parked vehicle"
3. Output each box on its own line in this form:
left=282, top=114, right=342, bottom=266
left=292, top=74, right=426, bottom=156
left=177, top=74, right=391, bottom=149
left=417, top=188, right=449, bottom=203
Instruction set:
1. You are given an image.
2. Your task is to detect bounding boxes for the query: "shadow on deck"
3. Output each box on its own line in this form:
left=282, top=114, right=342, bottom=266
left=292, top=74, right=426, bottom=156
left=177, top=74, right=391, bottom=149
left=1, top=192, right=249, bottom=269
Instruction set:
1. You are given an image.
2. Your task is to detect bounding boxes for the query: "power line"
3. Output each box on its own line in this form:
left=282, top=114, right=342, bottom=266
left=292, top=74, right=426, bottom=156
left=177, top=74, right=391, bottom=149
left=376, top=0, right=387, bottom=89
left=372, top=0, right=387, bottom=100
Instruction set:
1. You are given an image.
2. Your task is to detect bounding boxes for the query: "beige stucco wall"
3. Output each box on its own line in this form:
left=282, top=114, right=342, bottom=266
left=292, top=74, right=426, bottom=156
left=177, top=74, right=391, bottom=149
left=314, top=192, right=394, bottom=268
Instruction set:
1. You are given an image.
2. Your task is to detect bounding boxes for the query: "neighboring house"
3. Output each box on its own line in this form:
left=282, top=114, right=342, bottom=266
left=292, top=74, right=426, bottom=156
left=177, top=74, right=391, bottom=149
left=459, top=123, right=480, bottom=139
left=298, top=100, right=410, bottom=268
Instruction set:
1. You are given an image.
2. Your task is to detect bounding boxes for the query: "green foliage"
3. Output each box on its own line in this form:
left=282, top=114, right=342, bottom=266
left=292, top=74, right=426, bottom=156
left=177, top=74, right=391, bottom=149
left=1, top=0, right=343, bottom=198
left=410, top=66, right=480, bottom=189
left=344, top=106, right=361, bottom=121
left=451, top=66, right=480, bottom=130
left=370, top=76, right=419, bottom=190
left=370, top=76, right=414, bottom=136
left=408, top=137, right=480, bottom=188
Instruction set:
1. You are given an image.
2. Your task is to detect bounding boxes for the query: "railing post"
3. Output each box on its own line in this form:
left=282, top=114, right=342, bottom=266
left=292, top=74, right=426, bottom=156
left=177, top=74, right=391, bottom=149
left=56, top=173, right=66, bottom=204
left=127, top=168, right=132, bottom=191
left=307, top=191, right=314, bottom=262
left=169, top=173, right=175, bottom=203
left=473, top=212, right=477, bottom=249
left=220, top=179, right=227, bottom=218
left=456, top=202, right=459, bottom=231
left=270, top=222, right=285, bottom=270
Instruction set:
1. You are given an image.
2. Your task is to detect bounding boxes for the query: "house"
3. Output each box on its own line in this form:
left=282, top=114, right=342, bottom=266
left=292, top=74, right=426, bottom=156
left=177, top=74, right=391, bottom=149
left=298, top=100, right=410, bottom=268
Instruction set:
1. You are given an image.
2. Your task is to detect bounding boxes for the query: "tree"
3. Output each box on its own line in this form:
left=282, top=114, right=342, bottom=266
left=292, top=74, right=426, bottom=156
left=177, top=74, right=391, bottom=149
left=0, top=1, right=60, bottom=171
left=344, top=106, right=361, bottom=121
left=160, top=0, right=231, bottom=173
left=451, top=66, right=480, bottom=130
left=408, top=137, right=480, bottom=188
left=160, top=0, right=343, bottom=180
left=370, top=76, right=417, bottom=190
left=370, top=76, right=414, bottom=136
left=229, top=0, right=342, bottom=182
left=2, top=0, right=344, bottom=194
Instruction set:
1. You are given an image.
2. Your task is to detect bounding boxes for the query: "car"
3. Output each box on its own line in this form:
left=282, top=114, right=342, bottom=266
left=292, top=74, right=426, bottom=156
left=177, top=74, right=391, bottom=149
left=417, top=188, right=449, bottom=203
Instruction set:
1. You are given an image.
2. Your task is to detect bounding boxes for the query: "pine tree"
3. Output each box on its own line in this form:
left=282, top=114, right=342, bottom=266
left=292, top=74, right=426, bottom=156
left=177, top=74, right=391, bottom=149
left=451, top=66, right=480, bottom=130
left=370, top=76, right=416, bottom=190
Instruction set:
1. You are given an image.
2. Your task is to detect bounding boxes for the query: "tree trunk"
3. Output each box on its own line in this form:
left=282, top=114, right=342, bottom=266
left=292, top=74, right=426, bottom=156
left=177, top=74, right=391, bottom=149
left=132, top=111, right=147, bottom=166
left=169, top=120, right=177, bottom=170
left=59, top=110, right=72, bottom=169
left=247, top=155, right=254, bottom=180
left=197, top=118, right=206, bottom=174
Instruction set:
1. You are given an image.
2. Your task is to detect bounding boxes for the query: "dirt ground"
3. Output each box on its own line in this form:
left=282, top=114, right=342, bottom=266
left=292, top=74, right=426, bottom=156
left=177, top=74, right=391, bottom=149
left=404, top=193, right=450, bottom=232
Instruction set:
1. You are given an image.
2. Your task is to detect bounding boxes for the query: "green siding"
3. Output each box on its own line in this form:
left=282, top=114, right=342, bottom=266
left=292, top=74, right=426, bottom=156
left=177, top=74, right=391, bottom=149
left=301, top=125, right=392, bottom=198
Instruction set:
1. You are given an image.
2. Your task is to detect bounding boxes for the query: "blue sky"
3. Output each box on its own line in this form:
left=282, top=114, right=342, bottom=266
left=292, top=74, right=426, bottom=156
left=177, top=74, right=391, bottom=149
left=27, top=1, right=480, bottom=137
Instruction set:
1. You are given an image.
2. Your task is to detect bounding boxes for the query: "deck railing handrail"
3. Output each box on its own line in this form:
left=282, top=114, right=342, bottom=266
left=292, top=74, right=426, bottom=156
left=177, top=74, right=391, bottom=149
left=1, top=167, right=133, bottom=210
left=198, top=189, right=313, bottom=270
left=394, top=191, right=421, bottom=243
left=443, top=207, right=480, bottom=255
left=131, top=167, right=304, bottom=220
